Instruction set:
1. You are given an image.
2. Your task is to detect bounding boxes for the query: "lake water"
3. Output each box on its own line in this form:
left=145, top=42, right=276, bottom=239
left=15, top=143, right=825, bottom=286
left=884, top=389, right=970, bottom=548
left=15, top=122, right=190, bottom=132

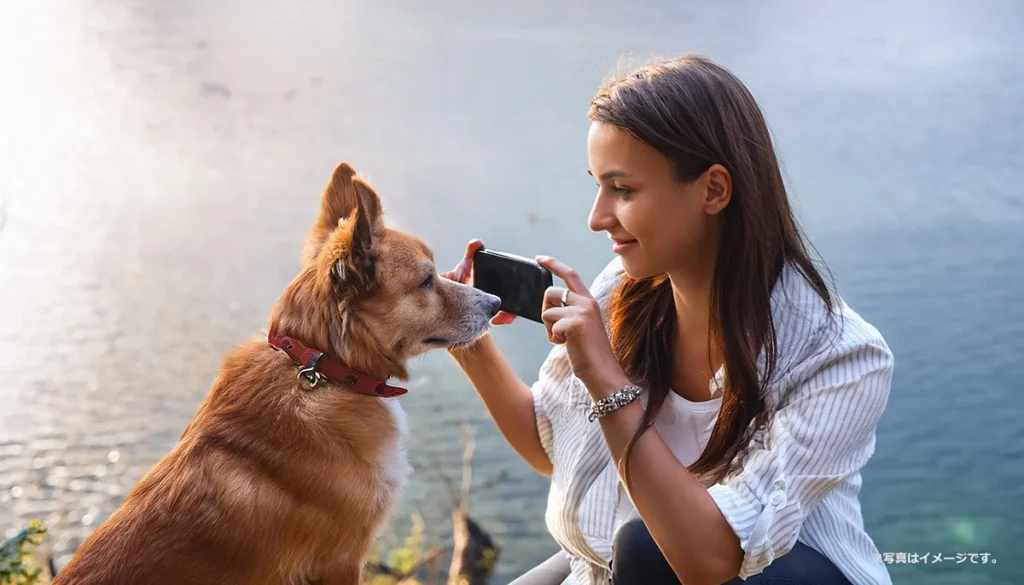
left=1, top=1, right=1021, bottom=583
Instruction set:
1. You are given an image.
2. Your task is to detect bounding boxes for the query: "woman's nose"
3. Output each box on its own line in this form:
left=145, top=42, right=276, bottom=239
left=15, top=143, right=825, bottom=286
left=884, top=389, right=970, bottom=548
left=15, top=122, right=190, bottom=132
left=588, top=193, right=615, bottom=233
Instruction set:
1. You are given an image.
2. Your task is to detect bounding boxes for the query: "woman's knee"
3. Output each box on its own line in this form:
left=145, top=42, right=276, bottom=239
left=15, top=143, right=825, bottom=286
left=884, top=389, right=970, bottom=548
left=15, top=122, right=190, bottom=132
left=612, top=517, right=651, bottom=563
left=611, top=517, right=680, bottom=585
left=720, top=541, right=853, bottom=585
left=758, top=541, right=852, bottom=584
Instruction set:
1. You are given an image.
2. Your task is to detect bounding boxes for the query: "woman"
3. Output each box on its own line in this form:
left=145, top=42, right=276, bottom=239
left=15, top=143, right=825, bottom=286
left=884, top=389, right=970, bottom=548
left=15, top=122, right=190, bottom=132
left=442, top=55, right=893, bottom=585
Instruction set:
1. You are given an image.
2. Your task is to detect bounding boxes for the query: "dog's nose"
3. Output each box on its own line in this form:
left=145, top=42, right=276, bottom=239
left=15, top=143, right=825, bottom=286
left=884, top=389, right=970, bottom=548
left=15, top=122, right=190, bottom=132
left=486, top=294, right=502, bottom=317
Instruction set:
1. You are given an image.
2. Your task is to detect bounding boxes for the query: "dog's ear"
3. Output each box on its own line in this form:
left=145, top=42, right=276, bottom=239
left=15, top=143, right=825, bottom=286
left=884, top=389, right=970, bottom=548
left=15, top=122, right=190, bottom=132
left=318, top=175, right=385, bottom=307
left=303, top=162, right=383, bottom=264
left=350, top=176, right=383, bottom=233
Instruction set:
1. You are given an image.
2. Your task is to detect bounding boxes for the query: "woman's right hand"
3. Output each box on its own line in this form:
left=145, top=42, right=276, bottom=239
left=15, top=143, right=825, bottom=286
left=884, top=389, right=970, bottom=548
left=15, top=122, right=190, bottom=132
left=441, top=239, right=516, bottom=326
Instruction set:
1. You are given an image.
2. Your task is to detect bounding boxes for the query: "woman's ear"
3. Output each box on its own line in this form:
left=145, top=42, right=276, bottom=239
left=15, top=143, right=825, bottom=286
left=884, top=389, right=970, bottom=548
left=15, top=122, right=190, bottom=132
left=702, top=164, right=732, bottom=215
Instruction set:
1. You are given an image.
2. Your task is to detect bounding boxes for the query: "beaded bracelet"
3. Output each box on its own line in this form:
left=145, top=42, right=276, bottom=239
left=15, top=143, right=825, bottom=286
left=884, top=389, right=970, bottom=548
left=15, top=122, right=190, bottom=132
left=588, top=384, right=643, bottom=422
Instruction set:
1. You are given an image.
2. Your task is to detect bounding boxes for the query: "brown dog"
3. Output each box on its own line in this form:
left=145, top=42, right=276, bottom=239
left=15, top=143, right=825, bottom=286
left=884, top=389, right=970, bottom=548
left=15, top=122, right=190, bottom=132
left=52, top=162, right=501, bottom=585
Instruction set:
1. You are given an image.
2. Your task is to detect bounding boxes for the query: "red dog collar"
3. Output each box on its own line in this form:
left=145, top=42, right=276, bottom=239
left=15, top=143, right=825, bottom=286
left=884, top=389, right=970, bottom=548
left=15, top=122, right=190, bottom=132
left=268, top=331, right=407, bottom=398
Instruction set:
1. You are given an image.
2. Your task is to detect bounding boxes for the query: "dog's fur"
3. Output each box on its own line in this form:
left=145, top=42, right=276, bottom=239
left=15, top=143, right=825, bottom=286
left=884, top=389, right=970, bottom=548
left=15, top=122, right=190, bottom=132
left=52, top=163, right=500, bottom=585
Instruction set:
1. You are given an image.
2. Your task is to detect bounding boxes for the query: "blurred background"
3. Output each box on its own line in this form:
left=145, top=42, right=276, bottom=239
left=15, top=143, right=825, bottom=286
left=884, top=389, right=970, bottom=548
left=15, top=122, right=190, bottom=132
left=0, top=0, right=1021, bottom=583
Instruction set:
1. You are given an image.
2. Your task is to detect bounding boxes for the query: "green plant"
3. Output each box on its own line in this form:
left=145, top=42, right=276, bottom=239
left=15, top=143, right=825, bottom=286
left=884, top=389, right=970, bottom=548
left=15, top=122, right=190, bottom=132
left=362, top=512, right=449, bottom=585
left=0, top=520, right=48, bottom=585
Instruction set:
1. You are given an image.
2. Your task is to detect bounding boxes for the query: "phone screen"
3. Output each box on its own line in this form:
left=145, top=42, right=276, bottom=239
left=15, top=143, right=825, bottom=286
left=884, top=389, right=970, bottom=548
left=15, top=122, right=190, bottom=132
left=472, top=249, right=553, bottom=323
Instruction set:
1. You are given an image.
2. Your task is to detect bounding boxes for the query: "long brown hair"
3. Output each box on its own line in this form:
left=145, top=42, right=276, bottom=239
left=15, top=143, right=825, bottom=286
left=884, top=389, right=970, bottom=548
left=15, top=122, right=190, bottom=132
left=588, top=55, right=834, bottom=487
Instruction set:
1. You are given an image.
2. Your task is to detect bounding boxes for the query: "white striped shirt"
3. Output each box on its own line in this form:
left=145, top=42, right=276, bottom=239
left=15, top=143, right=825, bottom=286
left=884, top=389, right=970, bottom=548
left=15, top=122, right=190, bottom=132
left=531, top=256, right=894, bottom=585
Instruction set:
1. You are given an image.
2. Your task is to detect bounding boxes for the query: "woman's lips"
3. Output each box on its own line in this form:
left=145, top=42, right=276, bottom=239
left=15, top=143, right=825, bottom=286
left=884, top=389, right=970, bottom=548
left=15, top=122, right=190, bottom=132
left=611, top=237, right=638, bottom=254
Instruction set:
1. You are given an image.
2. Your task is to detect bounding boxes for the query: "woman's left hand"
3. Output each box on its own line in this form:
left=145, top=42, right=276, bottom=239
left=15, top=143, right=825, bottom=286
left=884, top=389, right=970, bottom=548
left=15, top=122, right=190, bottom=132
left=536, top=256, right=630, bottom=399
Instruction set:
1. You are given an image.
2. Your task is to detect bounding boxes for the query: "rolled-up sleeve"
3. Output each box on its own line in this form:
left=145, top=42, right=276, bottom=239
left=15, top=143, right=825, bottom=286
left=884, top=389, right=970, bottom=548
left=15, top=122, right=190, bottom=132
left=531, top=256, right=625, bottom=461
left=707, top=336, right=894, bottom=578
left=531, top=344, right=569, bottom=459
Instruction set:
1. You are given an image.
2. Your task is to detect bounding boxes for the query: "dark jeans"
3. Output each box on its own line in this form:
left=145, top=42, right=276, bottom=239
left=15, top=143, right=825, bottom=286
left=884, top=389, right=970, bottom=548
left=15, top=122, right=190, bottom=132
left=511, top=518, right=853, bottom=585
left=611, top=517, right=853, bottom=584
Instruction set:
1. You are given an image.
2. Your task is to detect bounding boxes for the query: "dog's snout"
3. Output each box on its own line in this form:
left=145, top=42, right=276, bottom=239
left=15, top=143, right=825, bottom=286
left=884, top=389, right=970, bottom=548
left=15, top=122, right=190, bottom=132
left=485, top=294, right=502, bottom=317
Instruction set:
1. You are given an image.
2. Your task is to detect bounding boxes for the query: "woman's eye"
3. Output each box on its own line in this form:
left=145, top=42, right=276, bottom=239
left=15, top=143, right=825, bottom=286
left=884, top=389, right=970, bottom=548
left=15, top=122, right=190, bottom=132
left=613, top=185, right=633, bottom=196
left=420, top=274, right=434, bottom=289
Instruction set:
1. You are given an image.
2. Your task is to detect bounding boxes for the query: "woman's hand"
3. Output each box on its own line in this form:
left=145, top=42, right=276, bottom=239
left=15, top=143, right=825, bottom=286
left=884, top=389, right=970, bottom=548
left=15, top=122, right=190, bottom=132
left=440, top=239, right=516, bottom=326
left=536, top=255, right=630, bottom=399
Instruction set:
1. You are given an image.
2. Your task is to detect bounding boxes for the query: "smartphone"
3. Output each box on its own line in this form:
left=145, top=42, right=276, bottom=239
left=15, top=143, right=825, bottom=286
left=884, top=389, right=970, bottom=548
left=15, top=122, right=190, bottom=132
left=472, top=247, right=553, bottom=323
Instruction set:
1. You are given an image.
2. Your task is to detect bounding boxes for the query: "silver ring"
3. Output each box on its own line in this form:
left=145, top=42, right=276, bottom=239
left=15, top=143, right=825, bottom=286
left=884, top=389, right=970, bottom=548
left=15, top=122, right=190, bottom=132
left=560, top=288, right=569, bottom=307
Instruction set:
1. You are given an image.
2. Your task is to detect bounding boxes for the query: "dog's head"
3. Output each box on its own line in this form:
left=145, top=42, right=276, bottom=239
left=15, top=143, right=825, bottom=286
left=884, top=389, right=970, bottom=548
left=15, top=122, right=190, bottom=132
left=269, top=162, right=500, bottom=381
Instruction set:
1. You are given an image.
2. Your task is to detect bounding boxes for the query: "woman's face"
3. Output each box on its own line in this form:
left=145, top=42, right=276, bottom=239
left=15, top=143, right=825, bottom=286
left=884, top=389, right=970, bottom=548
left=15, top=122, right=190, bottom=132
left=586, top=121, right=729, bottom=281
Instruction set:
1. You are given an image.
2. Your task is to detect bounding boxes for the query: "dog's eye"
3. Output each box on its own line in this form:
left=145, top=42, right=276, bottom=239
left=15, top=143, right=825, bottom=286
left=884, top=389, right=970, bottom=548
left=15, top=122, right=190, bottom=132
left=419, top=274, right=434, bottom=289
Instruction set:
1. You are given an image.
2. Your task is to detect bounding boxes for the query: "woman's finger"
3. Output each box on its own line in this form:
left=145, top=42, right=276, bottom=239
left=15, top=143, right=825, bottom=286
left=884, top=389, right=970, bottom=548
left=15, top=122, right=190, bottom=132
left=442, top=239, right=486, bottom=284
left=544, top=321, right=565, bottom=345
left=542, top=305, right=574, bottom=344
left=550, top=317, right=578, bottom=342
left=535, top=256, right=591, bottom=297
left=441, top=257, right=471, bottom=284
left=543, top=286, right=577, bottom=311
left=459, top=240, right=485, bottom=282
left=464, top=239, right=485, bottom=260
left=491, top=311, right=516, bottom=326
left=540, top=305, right=572, bottom=329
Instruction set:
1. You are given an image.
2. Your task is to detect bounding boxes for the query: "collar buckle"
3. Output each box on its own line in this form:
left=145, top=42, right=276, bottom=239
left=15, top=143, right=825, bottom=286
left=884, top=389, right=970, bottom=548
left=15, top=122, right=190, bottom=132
left=296, top=351, right=325, bottom=390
